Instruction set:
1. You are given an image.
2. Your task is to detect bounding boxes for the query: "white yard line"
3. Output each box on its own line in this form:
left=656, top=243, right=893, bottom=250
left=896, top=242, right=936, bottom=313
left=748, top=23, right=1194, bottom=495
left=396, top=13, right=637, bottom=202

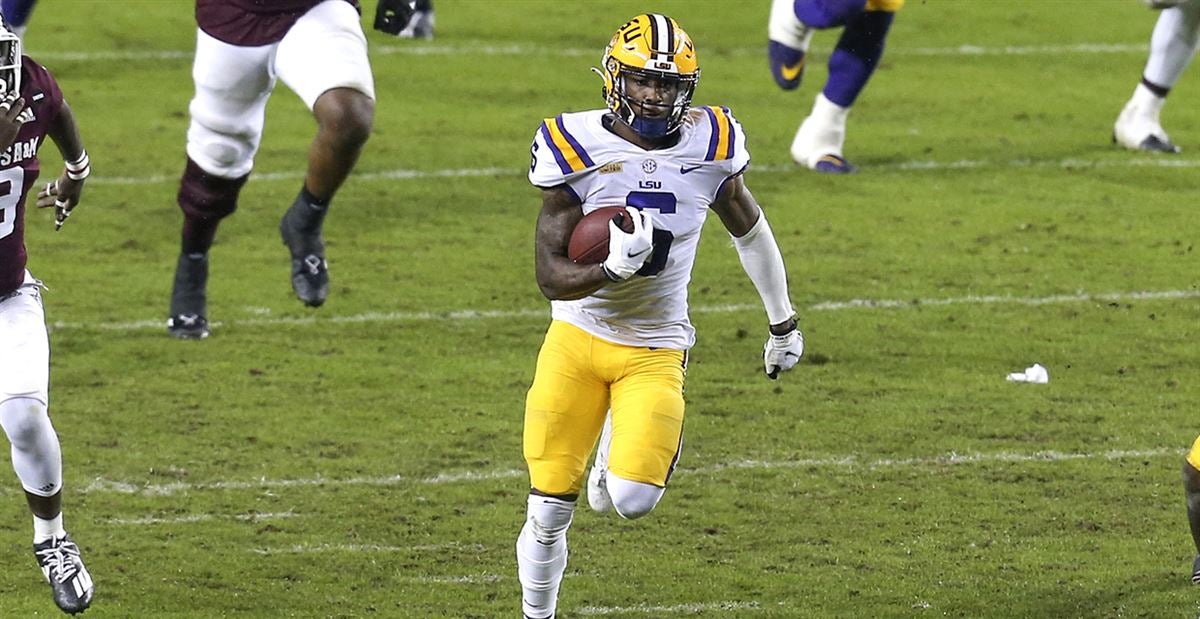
left=48, top=288, right=1200, bottom=334
left=252, top=541, right=464, bottom=555
left=76, top=447, right=1177, bottom=498
left=577, top=601, right=762, bottom=616
left=107, top=511, right=297, bottom=526
left=29, top=42, right=1149, bottom=63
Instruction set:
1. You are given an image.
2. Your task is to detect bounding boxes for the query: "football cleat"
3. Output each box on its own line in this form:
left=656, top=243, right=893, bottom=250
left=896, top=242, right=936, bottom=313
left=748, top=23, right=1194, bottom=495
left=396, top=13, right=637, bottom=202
left=1113, top=97, right=1181, bottom=154
left=34, top=534, right=93, bottom=615
left=168, top=253, right=211, bottom=339
left=768, top=0, right=814, bottom=90
left=398, top=8, right=435, bottom=39
left=279, top=208, right=329, bottom=308
left=790, top=93, right=856, bottom=174
left=586, top=413, right=614, bottom=513
left=1192, top=555, right=1200, bottom=584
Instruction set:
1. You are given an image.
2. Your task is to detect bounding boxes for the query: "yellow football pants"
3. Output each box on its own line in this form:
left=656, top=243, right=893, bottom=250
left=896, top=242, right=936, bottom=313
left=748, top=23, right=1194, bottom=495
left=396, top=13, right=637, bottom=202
left=1187, top=436, right=1200, bottom=471
left=524, top=321, right=686, bottom=496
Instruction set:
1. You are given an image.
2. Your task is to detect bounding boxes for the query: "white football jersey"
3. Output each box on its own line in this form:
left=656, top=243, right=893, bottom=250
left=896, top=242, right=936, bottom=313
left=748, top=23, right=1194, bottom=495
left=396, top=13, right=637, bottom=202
left=529, top=106, right=750, bottom=350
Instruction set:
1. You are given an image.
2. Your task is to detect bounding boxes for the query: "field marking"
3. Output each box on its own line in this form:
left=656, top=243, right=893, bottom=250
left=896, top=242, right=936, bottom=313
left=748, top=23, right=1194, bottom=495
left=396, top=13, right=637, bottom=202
left=30, top=42, right=1148, bottom=64
left=252, top=541, right=465, bottom=556
left=48, top=288, right=1200, bottom=334
left=108, top=510, right=296, bottom=526
left=84, top=156, right=1200, bottom=188
left=73, top=447, right=1178, bottom=498
left=578, top=601, right=762, bottom=616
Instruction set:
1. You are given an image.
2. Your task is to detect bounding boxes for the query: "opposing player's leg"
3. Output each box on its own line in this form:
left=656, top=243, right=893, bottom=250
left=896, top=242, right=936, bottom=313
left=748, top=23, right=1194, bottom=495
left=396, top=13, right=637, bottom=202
left=604, top=346, right=686, bottom=519
left=275, top=0, right=376, bottom=307
left=1114, top=0, right=1200, bottom=152
left=791, top=1, right=899, bottom=173
left=168, top=31, right=274, bottom=338
left=1183, top=436, right=1200, bottom=583
left=520, top=322, right=610, bottom=619
left=0, top=280, right=92, bottom=614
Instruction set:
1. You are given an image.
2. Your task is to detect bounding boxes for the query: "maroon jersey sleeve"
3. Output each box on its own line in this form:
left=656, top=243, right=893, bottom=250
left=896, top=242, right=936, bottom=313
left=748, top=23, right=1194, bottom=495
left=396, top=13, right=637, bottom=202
left=196, top=0, right=361, bottom=46
left=0, top=57, right=65, bottom=296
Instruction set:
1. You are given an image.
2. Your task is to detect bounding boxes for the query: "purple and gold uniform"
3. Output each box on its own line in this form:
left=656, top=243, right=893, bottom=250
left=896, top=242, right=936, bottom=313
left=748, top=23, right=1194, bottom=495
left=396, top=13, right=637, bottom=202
left=0, top=56, right=62, bottom=297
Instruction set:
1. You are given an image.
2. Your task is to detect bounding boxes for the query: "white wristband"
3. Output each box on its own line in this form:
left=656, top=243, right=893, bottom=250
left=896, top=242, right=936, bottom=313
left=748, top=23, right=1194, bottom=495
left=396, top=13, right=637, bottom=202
left=65, top=150, right=89, bottom=181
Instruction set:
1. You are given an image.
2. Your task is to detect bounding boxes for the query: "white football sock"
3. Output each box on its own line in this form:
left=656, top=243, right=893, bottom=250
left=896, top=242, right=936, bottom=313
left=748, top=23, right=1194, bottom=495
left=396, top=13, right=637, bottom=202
left=606, top=473, right=665, bottom=520
left=1144, top=0, right=1200, bottom=88
left=0, top=397, right=62, bottom=499
left=33, top=513, right=65, bottom=544
left=516, top=494, right=574, bottom=619
left=769, top=0, right=813, bottom=48
left=791, top=93, right=850, bottom=167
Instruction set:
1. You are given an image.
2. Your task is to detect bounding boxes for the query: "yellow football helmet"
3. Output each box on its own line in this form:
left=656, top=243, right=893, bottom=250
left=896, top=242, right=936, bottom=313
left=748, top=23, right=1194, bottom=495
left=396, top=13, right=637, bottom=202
left=599, top=14, right=699, bottom=138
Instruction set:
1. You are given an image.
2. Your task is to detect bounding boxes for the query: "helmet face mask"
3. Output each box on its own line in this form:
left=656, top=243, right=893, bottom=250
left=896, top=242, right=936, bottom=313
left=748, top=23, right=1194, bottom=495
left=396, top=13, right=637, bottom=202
left=0, top=17, right=20, bottom=97
left=599, top=14, right=699, bottom=139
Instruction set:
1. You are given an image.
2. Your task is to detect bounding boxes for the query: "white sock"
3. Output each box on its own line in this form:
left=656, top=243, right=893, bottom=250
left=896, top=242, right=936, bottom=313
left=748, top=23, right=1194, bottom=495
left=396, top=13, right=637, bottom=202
left=34, top=513, right=64, bottom=544
left=1130, top=83, right=1166, bottom=117
left=1144, top=0, right=1200, bottom=89
left=811, top=92, right=850, bottom=124
left=516, top=494, right=574, bottom=619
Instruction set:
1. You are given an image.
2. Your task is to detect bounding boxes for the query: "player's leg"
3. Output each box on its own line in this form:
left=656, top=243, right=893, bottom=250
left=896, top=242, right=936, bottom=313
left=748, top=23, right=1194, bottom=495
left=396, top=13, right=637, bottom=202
left=0, top=280, right=92, bottom=613
left=274, top=0, right=376, bottom=308
left=0, top=0, right=37, bottom=38
left=519, top=321, right=610, bottom=619
left=585, top=411, right=614, bottom=512
left=604, top=347, right=686, bottom=520
left=168, top=31, right=274, bottom=339
left=1114, top=0, right=1200, bottom=152
left=791, top=0, right=900, bottom=173
left=1183, top=436, right=1200, bottom=582
left=399, top=0, right=435, bottom=40
left=768, top=0, right=865, bottom=90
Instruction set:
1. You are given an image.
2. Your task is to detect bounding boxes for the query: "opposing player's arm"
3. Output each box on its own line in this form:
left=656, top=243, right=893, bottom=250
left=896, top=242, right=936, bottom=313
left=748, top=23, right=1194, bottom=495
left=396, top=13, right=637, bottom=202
left=534, top=185, right=609, bottom=301
left=35, top=101, right=89, bottom=230
left=711, top=173, right=804, bottom=378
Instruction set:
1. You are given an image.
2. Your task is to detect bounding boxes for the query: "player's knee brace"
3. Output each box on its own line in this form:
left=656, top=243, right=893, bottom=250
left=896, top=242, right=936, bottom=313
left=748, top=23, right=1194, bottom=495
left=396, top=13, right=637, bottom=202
left=0, top=397, right=62, bottom=497
left=606, top=474, right=665, bottom=520
left=177, top=157, right=249, bottom=221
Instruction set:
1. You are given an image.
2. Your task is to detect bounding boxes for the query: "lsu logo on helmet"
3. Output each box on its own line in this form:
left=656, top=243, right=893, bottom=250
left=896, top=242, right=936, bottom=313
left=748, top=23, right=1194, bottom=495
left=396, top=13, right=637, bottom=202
left=598, top=14, right=699, bottom=138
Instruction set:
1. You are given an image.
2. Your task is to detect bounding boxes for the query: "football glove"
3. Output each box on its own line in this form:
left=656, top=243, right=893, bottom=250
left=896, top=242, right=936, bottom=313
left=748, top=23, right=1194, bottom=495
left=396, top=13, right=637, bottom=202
left=601, top=206, right=655, bottom=281
left=763, top=324, right=804, bottom=379
left=374, top=0, right=417, bottom=35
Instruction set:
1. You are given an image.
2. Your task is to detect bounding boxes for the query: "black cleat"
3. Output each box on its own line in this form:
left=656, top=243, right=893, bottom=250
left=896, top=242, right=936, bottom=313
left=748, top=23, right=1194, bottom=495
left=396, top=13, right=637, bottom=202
left=1192, top=555, right=1200, bottom=584
left=34, top=534, right=94, bottom=615
left=167, top=253, right=211, bottom=339
left=280, top=207, right=329, bottom=308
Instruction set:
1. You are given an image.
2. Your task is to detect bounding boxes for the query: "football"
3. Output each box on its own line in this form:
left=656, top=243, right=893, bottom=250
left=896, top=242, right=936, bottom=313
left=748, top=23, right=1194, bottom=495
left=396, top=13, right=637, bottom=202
left=568, top=206, right=634, bottom=264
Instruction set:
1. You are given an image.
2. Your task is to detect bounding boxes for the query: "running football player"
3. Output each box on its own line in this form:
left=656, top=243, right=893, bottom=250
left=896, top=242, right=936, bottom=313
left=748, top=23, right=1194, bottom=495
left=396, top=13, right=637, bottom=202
left=517, top=14, right=805, bottom=618
left=0, top=16, right=94, bottom=615
left=167, top=0, right=403, bottom=339
left=1113, top=0, right=1199, bottom=153
left=768, top=0, right=904, bottom=173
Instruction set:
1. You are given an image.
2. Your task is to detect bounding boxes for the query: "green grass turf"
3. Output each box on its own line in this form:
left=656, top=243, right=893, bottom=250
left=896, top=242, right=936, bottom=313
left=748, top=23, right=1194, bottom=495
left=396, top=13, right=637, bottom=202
left=0, top=0, right=1197, bottom=616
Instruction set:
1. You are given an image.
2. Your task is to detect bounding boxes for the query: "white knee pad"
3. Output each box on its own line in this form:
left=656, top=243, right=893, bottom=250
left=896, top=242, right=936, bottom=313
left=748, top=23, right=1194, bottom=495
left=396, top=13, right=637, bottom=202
left=186, top=29, right=274, bottom=178
left=186, top=96, right=266, bottom=179
left=0, top=397, right=62, bottom=497
left=607, top=474, right=665, bottom=520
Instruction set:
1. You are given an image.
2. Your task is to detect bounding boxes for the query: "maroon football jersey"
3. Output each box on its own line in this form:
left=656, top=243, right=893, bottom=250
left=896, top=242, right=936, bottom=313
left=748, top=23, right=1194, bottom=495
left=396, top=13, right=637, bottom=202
left=0, top=56, right=64, bottom=297
left=196, top=0, right=361, bottom=47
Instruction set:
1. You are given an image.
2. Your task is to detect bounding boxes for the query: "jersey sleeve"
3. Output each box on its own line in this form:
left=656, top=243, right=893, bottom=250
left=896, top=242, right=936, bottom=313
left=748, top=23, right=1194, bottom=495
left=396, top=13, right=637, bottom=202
left=21, top=57, right=64, bottom=128
left=528, top=115, right=597, bottom=191
left=698, top=105, right=750, bottom=177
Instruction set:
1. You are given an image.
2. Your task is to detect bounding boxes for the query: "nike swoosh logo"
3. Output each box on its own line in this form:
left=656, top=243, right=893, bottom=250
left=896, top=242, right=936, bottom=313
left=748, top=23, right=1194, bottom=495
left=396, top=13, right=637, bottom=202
left=680, top=165, right=702, bottom=174
left=780, top=58, right=805, bottom=81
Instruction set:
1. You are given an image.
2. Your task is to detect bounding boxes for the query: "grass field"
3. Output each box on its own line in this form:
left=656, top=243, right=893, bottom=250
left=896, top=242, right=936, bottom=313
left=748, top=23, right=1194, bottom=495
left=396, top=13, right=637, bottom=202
left=0, top=0, right=1198, bottom=616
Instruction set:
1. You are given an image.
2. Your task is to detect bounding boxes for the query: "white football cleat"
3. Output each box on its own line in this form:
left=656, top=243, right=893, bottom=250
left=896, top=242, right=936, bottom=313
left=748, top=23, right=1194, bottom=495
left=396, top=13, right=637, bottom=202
left=586, top=413, right=613, bottom=513
left=1113, top=84, right=1180, bottom=153
left=791, top=93, right=857, bottom=173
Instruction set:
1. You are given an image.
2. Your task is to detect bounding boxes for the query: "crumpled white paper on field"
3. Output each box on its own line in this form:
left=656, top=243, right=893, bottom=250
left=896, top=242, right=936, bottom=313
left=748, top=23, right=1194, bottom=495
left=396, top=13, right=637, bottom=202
left=1006, top=363, right=1049, bottom=384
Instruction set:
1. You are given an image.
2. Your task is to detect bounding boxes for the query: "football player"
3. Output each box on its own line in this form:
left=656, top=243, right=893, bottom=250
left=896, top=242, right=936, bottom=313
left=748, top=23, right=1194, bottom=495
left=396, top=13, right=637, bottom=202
left=1182, top=440, right=1200, bottom=583
left=768, top=0, right=904, bottom=173
left=0, top=0, right=36, bottom=38
left=518, top=14, right=805, bottom=619
left=1113, top=0, right=1200, bottom=153
left=0, top=16, right=95, bottom=615
left=167, top=0, right=410, bottom=339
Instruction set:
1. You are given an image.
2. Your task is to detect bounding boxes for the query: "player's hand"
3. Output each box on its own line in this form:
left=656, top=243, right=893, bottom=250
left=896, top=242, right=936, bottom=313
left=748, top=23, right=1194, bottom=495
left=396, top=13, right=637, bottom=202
left=36, top=175, right=85, bottom=231
left=763, top=319, right=803, bottom=379
left=601, top=206, right=654, bottom=281
left=0, top=93, right=27, bottom=152
left=374, top=0, right=416, bottom=35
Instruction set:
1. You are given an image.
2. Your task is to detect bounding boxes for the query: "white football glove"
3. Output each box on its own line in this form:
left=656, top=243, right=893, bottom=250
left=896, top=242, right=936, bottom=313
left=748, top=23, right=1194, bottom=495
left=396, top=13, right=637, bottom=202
left=764, top=325, right=804, bottom=379
left=601, top=206, right=654, bottom=281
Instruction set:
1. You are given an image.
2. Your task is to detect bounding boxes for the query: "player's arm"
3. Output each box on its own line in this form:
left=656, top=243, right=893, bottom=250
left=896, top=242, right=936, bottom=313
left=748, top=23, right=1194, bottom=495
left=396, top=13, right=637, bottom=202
left=534, top=186, right=610, bottom=301
left=710, top=173, right=804, bottom=379
left=35, top=100, right=89, bottom=230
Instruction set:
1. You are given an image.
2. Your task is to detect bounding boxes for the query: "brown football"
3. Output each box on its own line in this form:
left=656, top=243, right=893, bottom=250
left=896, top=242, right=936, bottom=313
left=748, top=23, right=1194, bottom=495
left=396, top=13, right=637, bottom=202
left=568, top=206, right=634, bottom=264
